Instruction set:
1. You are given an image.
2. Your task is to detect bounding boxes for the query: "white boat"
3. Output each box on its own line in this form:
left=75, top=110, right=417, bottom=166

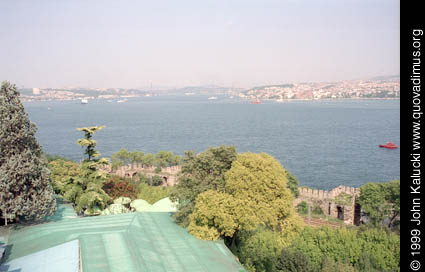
left=208, top=96, right=217, bottom=100
left=117, top=99, right=128, bottom=103
left=81, top=99, right=88, bottom=104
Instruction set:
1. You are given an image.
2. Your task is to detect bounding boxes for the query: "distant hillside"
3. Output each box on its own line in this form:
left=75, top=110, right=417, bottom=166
left=370, top=75, right=400, bottom=81
left=249, top=84, right=294, bottom=91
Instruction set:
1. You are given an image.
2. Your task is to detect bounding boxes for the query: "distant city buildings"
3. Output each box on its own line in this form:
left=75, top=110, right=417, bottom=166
left=19, top=77, right=400, bottom=102
left=32, top=88, right=40, bottom=95
left=20, top=87, right=151, bottom=102
left=240, top=78, right=400, bottom=101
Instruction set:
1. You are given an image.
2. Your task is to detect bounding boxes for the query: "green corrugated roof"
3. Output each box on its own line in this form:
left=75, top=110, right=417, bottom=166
left=44, top=203, right=77, bottom=222
left=4, top=212, right=245, bottom=272
left=0, top=240, right=79, bottom=272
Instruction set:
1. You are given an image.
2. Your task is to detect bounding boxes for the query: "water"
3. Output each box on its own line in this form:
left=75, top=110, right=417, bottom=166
left=24, top=96, right=400, bottom=190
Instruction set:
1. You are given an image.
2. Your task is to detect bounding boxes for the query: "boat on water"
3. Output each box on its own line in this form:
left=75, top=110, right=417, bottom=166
left=251, top=98, right=261, bottom=104
left=208, top=96, right=217, bottom=100
left=81, top=99, right=88, bottom=104
left=379, top=142, right=398, bottom=149
left=117, top=99, right=128, bottom=103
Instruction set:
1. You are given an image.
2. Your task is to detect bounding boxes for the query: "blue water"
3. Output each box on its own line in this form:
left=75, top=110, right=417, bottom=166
left=24, top=96, right=400, bottom=190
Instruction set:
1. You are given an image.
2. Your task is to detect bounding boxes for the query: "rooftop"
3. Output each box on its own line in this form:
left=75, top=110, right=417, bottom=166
left=1, top=212, right=245, bottom=272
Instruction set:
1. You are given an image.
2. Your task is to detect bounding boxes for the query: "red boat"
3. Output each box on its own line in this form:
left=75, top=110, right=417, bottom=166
left=379, top=142, right=398, bottom=149
left=251, top=98, right=261, bottom=104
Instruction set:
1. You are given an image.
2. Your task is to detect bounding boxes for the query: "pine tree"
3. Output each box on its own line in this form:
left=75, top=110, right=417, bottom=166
left=63, top=126, right=110, bottom=215
left=0, top=81, right=56, bottom=224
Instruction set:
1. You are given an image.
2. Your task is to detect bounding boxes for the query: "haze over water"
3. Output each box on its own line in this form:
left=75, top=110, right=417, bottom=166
left=24, top=97, right=400, bottom=190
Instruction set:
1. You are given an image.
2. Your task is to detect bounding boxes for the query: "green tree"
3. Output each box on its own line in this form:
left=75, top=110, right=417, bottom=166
left=321, top=257, right=358, bottom=272
left=142, top=153, right=155, bottom=167
left=238, top=228, right=284, bottom=272
left=0, top=81, right=56, bottom=224
left=275, top=249, right=313, bottom=272
left=138, top=183, right=172, bottom=204
left=286, top=171, right=300, bottom=197
left=64, top=126, right=110, bottom=215
left=111, top=148, right=132, bottom=170
left=357, top=227, right=400, bottom=271
left=155, top=150, right=173, bottom=167
left=289, top=226, right=400, bottom=272
left=48, top=159, right=80, bottom=195
left=154, top=150, right=182, bottom=167
left=111, top=149, right=146, bottom=170
left=151, top=175, right=164, bottom=186
left=170, top=145, right=238, bottom=226
left=358, top=180, right=400, bottom=228
left=77, top=126, right=105, bottom=160
left=103, top=175, right=138, bottom=200
left=296, top=201, right=308, bottom=215
left=188, top=152, right=304, bottom=246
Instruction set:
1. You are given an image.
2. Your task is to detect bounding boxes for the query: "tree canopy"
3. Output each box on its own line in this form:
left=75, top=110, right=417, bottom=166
left=170, top=145, right=238, bottom=226
left=111, top=148, right=181, bottom=170
left=0, top=81, right=56, bottom=223
left=358, top=180, right=400, bottom=228
left=60, top=126, right=110, bottom=215
left=289, top=226, right=400, bottom=272
left=188, top=152, right=304, bottom=244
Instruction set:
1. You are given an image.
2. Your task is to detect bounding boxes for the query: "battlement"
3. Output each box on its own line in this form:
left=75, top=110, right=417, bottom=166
left=296, top=185, right=361, bottom=225
left=298, top=185, right=359, bottom=200
left=100, top=164, right=182, bottom=186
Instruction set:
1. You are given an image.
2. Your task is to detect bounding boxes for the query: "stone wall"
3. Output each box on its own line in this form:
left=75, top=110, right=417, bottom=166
left=294, top=185, right=360, bottom=225
left=102, top=164, right=361, bottom=224
left=101, top=164, right=181, bottom=186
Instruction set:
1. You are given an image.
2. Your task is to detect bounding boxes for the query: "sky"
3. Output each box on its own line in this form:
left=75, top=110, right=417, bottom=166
left=0, top=0, right=399, bottom=89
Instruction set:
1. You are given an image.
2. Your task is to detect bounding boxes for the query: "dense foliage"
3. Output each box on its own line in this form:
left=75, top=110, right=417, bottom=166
left=60, top=126, right=110, bottom=215
left=237, top=228, right=285, bottom=272
left=286, top=171, right=300, bottom=197
left=358, top=180, right=400, bottom=228
left=0, top=81, right=56, bottom=223
left=48, top=159, right=80, bottom=195
left=296, top=201, right=308, bottom=214
left=235, top=225, right=399, bottom=272
left=288, top=226, right=400, bottom=272
left=170, top=145, right=238, bottom=226
left=275, top=249, right=312, bottom=272
left=188, top=152, right=304, bottom=246
left=103, top=175, right=138, bottom=200
left=138, top=173, right=164, bottom=186
left=44, top=153, right=73, bottom=163
left=138, top=183, right=172, bottom=204
left=111, top=148, right=181, bottom=170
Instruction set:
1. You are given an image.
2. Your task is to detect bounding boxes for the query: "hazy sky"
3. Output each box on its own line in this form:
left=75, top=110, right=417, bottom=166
left=0, top=0, right=399, bottom=89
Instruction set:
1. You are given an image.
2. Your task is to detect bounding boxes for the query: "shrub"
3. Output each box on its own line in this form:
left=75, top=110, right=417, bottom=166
left=48, top=159, right=80, bottom=195
left=103, top=176, right=138, bottom=200
left=138, top=183, right=171, bottom=204
left=137, top=173, right=150, bottom=185
left=151, top=175, right=164, bottom=186
left=276, top=249, right=313, bottom=272
left=312, top=205, right=324, bottom=215
left=238, top=228, right=284, bottom=272
left=297, top=201, right=308, bottom=214
left=321, top=257, right=358, bottom=272
left=289, top=226, right=400, bottom=272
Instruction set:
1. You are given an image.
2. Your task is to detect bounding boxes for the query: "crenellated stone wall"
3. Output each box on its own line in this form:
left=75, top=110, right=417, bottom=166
left=294, top=185, right=360, bottom=225
left=100, top=164, right=181, bottom=186
left=102, top=164, right=361, bottom=225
